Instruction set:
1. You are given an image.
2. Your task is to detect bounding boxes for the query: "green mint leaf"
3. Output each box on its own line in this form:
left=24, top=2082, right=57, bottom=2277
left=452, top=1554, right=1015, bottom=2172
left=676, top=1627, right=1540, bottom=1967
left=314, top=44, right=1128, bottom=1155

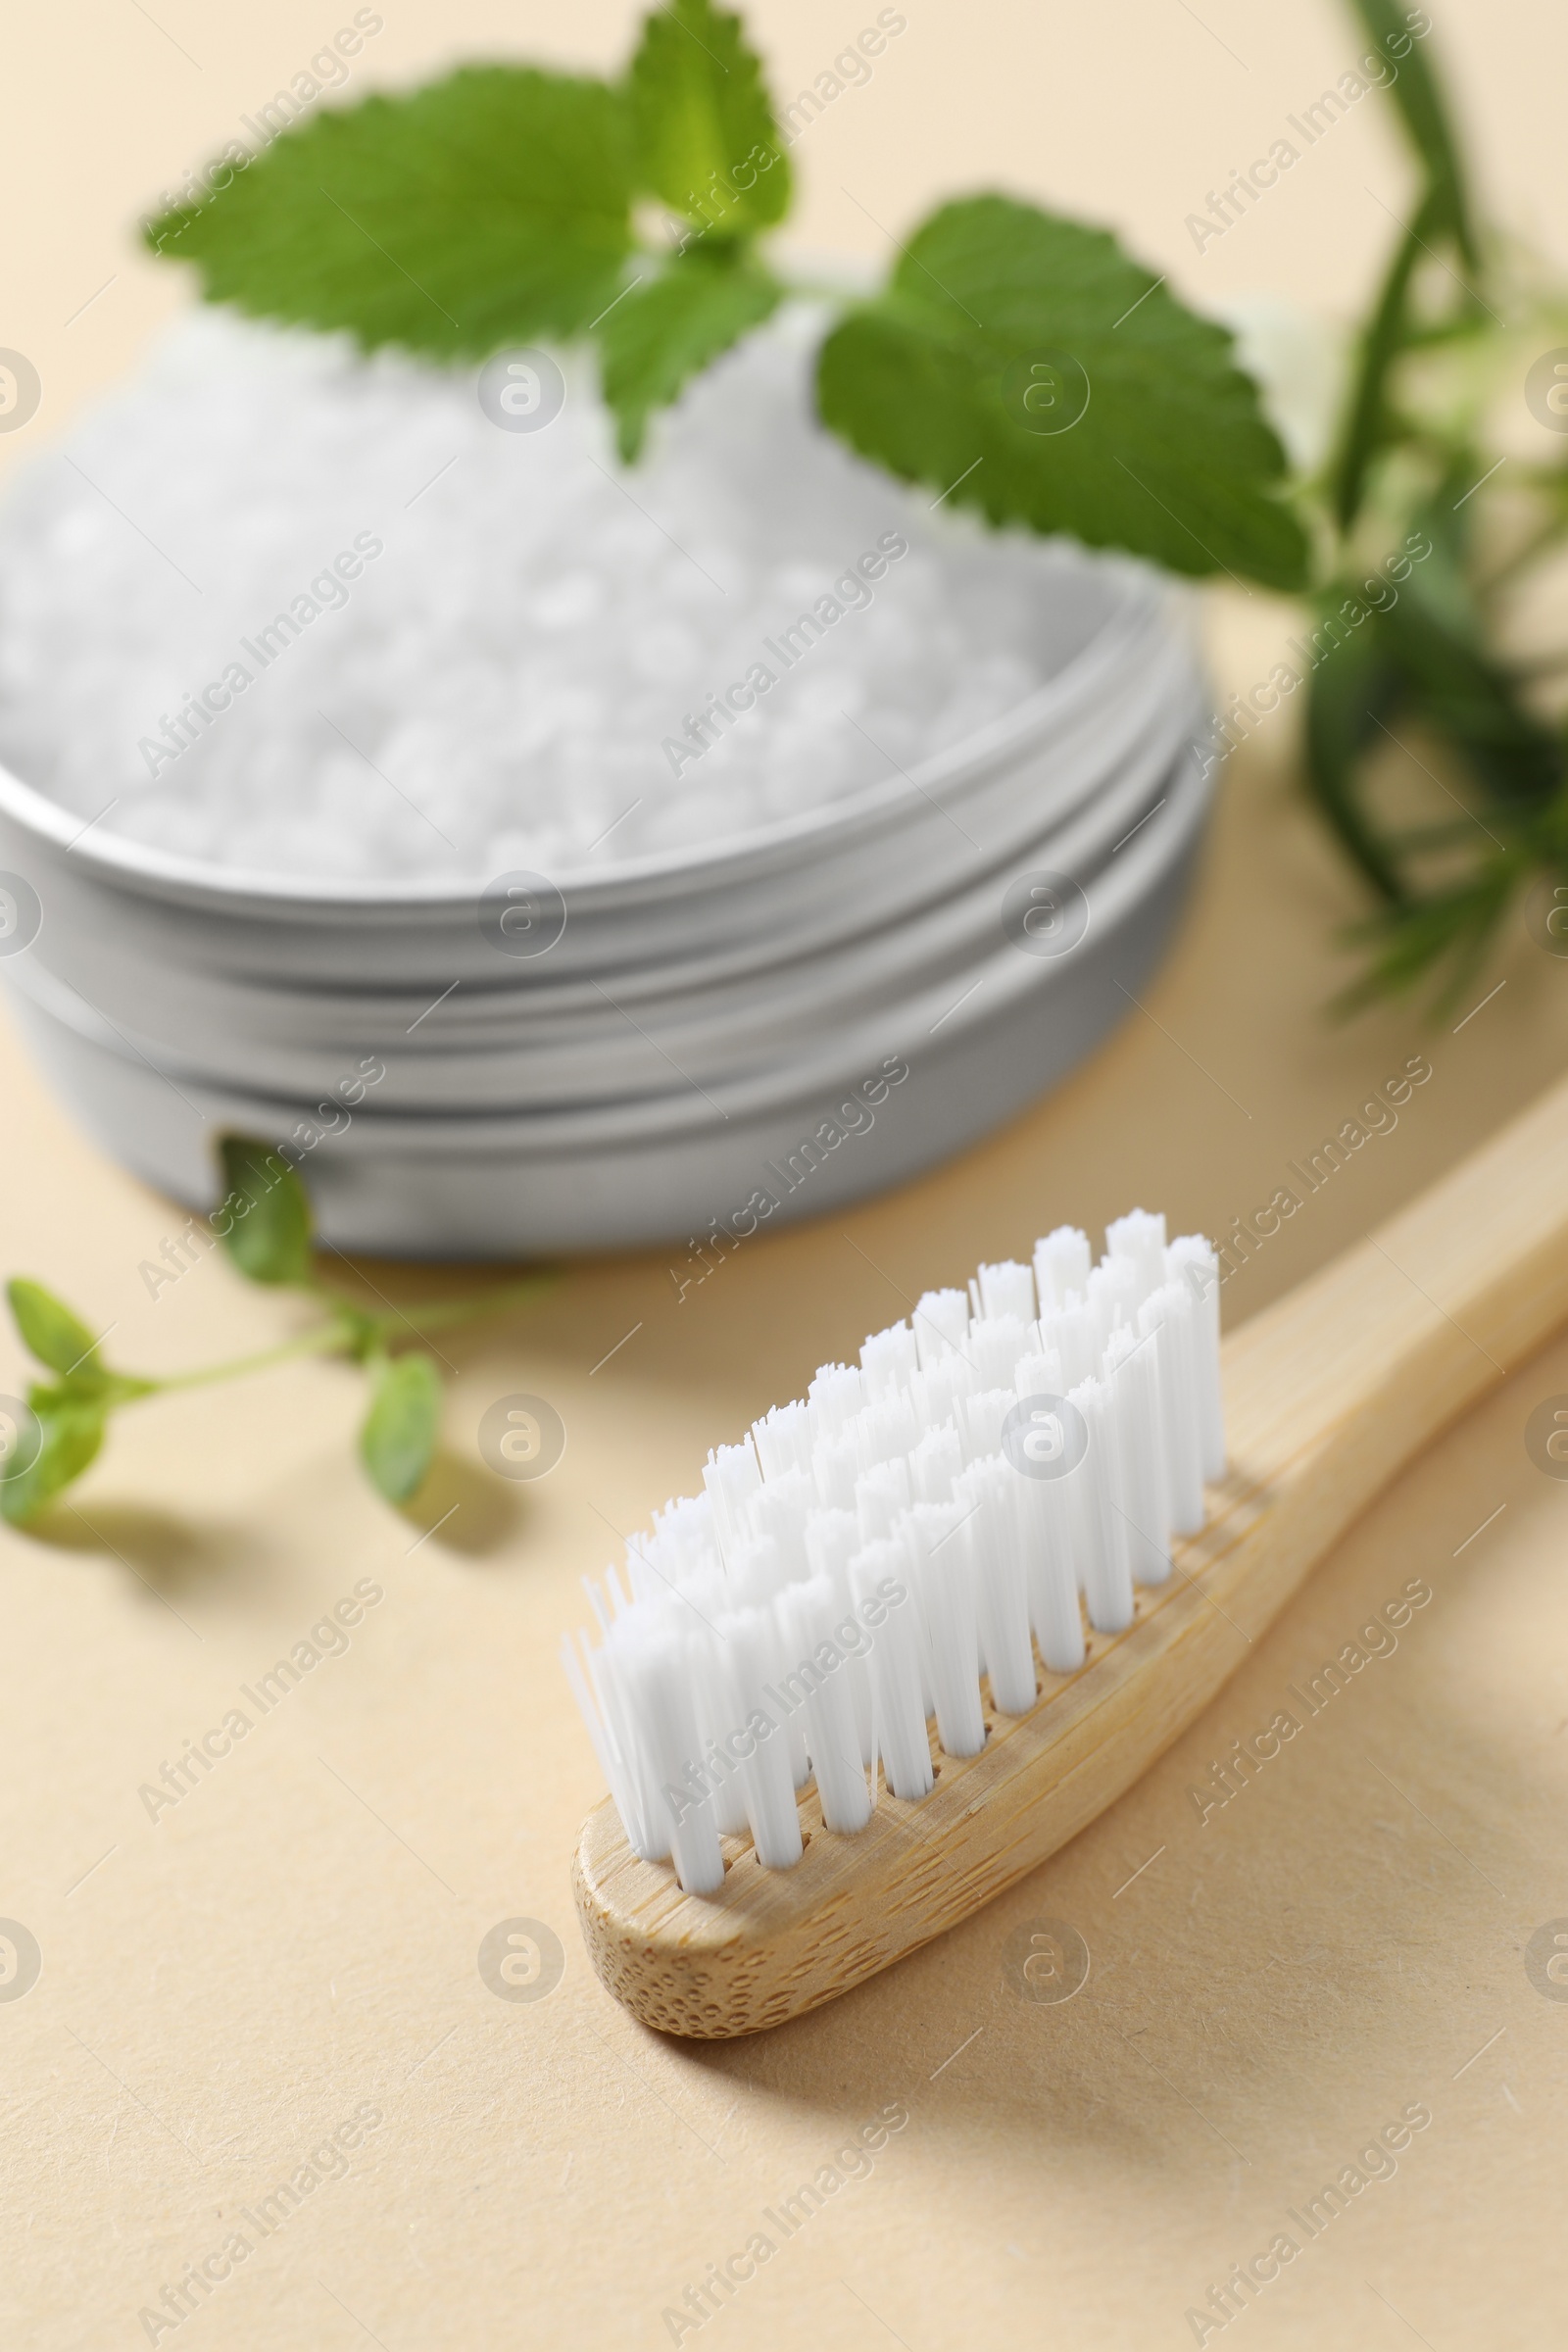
left=7, top=1278, right=105, bottom=1382
left=627, top=0, right=791, bottom=235
left=215, top=1135, right=315, bottom=1288
left=598, top=248, right=780, bottom=458
left=0, top=1390, right=106, bottom=1526
left=815, top=194, right=1309, bottom=592
left=360, top=1350, right=443, bottom=1505
left=1343, top=0, right=1477, bottom=266
left=145, top=68, right=634, bottom=357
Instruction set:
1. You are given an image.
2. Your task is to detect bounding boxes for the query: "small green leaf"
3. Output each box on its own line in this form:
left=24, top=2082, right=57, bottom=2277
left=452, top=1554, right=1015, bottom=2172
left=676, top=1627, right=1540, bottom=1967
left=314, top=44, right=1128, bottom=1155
left=7, top=1278, right=104, bottom=1381
left=627, top=0, right=791, bottom=235
left=815, top=196, right=1309, bottom=592
left=360, top=1351, right=443, bottom=1505
left=598, top=248, right=781, bottom=458
left=0, top=1390, right=106, bottom=1526
left=215, top=1135, right=315, bottom=1288
left=145, top=68, right=635, bottom=357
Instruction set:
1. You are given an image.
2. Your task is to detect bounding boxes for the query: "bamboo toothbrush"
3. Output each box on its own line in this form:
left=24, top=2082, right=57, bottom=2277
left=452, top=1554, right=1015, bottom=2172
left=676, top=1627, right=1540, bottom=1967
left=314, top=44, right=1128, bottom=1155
left=566, top=1077, right=1568, bottom=2038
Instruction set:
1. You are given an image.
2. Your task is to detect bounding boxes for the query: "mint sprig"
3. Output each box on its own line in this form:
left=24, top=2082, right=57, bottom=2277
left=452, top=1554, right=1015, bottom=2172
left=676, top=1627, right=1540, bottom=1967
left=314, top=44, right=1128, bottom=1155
left=136, top=0, right=1566, bottom=1012
left=141, top=2, right=1304, bottom=591
left=1, top=1139, right=552, bottom=1528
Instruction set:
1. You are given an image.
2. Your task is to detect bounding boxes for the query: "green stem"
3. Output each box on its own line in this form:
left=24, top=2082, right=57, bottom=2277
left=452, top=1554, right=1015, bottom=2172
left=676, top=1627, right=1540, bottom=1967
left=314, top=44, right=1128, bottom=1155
left=370, top=1272, right=558, bottom=1339
left=149, top=1319, right=358, bottom=1394
left=130, top=1269, right=557, bottom=1396
left=774, top=270, right=858, bottom=306
left=1331, top=186, right=1444, bottom=535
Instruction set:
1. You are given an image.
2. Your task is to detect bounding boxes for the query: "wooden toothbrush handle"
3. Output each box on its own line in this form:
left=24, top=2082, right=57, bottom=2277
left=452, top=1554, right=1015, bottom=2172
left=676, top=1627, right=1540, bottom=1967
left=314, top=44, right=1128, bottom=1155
left=572, top=1070, right=1568, bottom=2039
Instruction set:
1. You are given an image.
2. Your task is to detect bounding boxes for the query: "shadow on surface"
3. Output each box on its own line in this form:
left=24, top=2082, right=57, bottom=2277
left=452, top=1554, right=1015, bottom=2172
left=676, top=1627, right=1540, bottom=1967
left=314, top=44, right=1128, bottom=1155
left=30, top=1495, right=265, bottom=1597
left=400, top=1449, right=523, bottom=1556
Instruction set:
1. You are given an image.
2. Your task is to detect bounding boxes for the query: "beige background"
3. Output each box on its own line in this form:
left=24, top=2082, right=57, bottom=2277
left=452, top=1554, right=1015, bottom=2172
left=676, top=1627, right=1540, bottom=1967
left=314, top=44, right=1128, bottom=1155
left=5, top=2, right=1568, bottom=2346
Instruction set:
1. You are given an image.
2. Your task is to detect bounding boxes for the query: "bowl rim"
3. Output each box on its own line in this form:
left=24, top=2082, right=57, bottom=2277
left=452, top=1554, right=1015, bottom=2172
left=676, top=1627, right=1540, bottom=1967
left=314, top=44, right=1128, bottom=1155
left=4, top=736, right=1211, bottom=1131
left=0, top=558, right=1181, bottom=913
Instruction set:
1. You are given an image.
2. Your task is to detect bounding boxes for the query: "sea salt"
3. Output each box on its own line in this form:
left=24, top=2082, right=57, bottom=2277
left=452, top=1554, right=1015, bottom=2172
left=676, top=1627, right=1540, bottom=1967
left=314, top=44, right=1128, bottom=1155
left=0, top=302, right=1101, bottom=882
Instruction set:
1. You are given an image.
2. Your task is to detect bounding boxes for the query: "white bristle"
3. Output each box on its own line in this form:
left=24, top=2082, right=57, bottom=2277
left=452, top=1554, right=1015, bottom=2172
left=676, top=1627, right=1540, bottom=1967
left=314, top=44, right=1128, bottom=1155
left=808, top=1360, right=864, bottom=1437
left=743, top=1468, right=813, bottom=1572
left=811, top=1425, right=858, bottom=1511
left=1069, top=1376, right=1135, bottom=1634
left=776, top=1578, right=872, bottom=1833
left=1105, top=1324, right=1171, bottom=1585
left=909, top=1351, right=977, bottom=1435
left=688, top=1635, right=752, bottom=1836
left=703, top=1438, right=762, bottom=1562
left=860, top=1322, right=916, bottom=1400
left=1034, top=1226, right=1091, bottom=1315
left=1020, top=1466, right=1087, bottom=1674
left=714, top=1606, right=804, bottom=1868
left=855, top=1456, right=911, bottom=1544
left=805, top=1504, right=858, bottom=1587
left=977, top=1258, right=1037, bottom=1323
left=909, top=1421, right=963, bottom=1506
left=620, top=1615, right=726, bottom=1892
left=968, top=1312, right=1030, bottom=1391
left=955, top=1458, right=1038, bottom=1716
left=620, top=1544, right=662, bottom=1609
left=851, top=1540, right=932, bottom=1799
left=564, top=1205, right=1225, bottom=1881
left=580, top=1571, right=616, bottom=1640
left=1139, top=1281, right=1205, bottom=1535
left=1105, top=1207, right=1168, bottom=1309
left=1086, top=1257, right=1137, bottom=1353
left=960, top=1386, right=1014, bottom=1463
left=1043, top=1294, right=1100, bottom=1390
left=651, top=1493, right=719, bottom=1579
left=805, top=1509, right=874, bottom=1763
left=905, top=1502, right=986, bottom=1758
left=727, top=1533, right=787, bottom=1607
left=1014, top=1344, right=1065, bottom=1399
left=913, top=1288, right=970, bottom=1369
left=1168, top=1235, right=1225, bottom=1482
left=753, top=1399, right=813, bottom=1482
left=852, top=1394, right=919, bottom=1473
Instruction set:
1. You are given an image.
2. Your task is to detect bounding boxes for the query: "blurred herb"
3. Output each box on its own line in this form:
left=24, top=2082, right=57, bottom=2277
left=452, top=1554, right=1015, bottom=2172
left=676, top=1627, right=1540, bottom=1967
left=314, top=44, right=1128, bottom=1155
left=1, top=1139, right=552, bottom=1527
left=1296, top=0, right=1568, bottom=1009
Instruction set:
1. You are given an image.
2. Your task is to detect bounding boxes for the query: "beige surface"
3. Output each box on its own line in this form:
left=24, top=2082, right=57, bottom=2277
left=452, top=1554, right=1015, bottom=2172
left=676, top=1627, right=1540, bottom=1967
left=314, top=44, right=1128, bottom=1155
left=5, top=2, right=1568, bottom=2346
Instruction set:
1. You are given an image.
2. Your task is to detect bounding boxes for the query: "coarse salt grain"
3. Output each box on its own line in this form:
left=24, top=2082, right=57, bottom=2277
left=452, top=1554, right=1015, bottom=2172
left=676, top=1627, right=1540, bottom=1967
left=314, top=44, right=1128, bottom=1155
left=0, top=301, right=1119, bottom=883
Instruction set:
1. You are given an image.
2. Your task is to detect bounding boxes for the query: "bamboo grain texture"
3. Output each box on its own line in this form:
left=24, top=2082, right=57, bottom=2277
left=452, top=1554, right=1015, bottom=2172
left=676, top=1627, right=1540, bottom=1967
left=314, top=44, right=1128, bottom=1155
left=573, top=1072, right=1568, bottom=2036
